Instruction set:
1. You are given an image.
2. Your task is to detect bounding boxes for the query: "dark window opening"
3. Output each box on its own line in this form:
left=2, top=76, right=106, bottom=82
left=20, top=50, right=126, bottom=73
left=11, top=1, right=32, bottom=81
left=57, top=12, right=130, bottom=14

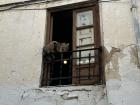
left=52, top=10, right=73, bottom=50
left=50, top=10, right=73, bottom=86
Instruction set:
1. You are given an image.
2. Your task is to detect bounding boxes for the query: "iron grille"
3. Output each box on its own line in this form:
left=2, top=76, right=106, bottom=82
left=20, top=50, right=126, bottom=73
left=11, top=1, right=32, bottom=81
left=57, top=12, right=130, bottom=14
left=43, top=47, right=102, bottom=86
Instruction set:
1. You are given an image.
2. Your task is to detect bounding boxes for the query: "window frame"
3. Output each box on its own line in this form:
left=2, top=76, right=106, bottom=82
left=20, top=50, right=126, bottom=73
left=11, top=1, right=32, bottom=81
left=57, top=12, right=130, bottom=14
left=40, top=1, right=103, bottom=87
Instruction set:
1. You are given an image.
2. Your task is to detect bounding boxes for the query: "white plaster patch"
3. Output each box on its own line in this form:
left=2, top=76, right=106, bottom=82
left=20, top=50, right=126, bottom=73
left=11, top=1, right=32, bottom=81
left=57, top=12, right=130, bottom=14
left=106, top=79, right=121, bottom=90
left=47, top=0, right=88, bottom=8
left=0, top=85, right=108, bottom=105
left=105, top=45, right=140, bottom=105
left=0, top=10, right=46, bottom=87
left=105, top=46, right=113, bottom=53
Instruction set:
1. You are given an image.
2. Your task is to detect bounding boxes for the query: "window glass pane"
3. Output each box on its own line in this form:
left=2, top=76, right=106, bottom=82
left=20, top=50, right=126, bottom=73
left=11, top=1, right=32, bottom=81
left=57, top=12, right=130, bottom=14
left=76, top=46, right=95, bottom=64
left=77, top=10, right=93, bottom=27
left=76, top=28, right=94, bottom=46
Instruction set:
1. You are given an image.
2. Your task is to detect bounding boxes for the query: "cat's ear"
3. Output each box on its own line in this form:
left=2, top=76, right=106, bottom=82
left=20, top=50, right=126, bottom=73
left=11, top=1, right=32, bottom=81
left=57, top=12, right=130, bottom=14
left=66, top=43, right=69, bottom=47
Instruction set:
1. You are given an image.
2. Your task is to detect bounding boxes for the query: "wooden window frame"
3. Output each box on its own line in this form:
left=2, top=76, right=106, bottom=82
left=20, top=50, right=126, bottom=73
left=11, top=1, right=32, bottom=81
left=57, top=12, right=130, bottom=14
left=73, top=7, right=96, bottom=49
left=41, top=1, right=102, bottom=87
left=45, top=1, right=100, bottom=45
left=72, top=5, right=101, bottom=85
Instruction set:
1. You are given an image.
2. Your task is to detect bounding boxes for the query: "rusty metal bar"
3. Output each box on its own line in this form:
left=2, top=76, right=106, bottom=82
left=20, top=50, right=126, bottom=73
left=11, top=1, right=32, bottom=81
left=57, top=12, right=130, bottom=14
left=44, top=48, right=101, bottom=86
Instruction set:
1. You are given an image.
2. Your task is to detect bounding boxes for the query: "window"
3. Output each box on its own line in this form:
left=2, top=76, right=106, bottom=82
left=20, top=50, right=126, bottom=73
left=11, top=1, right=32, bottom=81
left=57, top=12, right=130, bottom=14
left=41, top=1, right=102, bottom=86
left=75, top=8, right=95, bottom=65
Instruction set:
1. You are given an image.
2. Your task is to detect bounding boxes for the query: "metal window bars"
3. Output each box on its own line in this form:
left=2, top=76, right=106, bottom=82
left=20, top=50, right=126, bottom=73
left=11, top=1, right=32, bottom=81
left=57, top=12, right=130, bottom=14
left=43, top=47, right=102, bottom=86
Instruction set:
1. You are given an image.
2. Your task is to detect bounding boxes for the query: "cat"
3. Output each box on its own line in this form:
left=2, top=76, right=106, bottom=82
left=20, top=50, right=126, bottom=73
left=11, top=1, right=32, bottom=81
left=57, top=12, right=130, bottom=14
left=43, top=41, right=69, bottom=53
left=43, top=41, right=59, bottom=53
left=57, top=43, right=69, bottom=52
left=43, top=41, right=69, bottom=63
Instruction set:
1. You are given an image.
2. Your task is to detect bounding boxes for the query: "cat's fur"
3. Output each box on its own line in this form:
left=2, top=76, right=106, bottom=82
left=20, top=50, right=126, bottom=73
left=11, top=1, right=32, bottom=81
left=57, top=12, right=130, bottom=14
left=57, top=43, right=69, bottom=52
left=43, top=41, right=69, bottom=63
left=43, top=41, right=69, bottom=53
left=43, top=41, right=58, bottom=53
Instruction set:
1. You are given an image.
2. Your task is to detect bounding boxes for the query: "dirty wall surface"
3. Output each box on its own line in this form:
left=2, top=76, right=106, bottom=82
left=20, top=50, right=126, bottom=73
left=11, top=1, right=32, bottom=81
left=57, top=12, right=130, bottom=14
left=0, top=0, right=108, bottom=105
left=0, top=0, right=140, bottom=105
left=100, top=0, right=140, bottom=105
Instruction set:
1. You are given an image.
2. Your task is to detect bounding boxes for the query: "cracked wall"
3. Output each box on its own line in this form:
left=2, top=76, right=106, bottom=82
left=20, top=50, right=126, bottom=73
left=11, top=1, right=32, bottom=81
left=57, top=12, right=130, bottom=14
left=0, top=85, right=108, bottom=105
left=104, top=45, right=140, bottom=105
left=0, top=1, right=108, bottom=105
left=0, top=0, right=140, bottom=105
left=19, top=86, right=107, bottom=105
left=100, top=0, right=140, bottom=105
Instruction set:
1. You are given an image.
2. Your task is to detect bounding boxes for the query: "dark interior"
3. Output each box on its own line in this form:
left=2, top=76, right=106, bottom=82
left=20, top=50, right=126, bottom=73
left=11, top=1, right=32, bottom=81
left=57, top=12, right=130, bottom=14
left=50, top=10, right=73, bottom=86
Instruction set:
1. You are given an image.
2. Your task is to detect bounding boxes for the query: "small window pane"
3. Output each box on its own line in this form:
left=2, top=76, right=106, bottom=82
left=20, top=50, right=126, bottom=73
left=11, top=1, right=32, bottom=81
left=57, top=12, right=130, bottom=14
left=77, top=10, right=93, bottom=27
left=76, top=28, right=94, bottom=46
left=76, top=46, right=95, bottom=64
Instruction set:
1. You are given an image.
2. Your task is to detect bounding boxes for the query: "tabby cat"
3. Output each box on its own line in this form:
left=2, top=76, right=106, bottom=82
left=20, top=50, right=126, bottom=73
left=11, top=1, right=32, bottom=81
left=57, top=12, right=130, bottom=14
left=43, top=41, right=69, bottom=63
left=43, top=41, right=69, bottom=53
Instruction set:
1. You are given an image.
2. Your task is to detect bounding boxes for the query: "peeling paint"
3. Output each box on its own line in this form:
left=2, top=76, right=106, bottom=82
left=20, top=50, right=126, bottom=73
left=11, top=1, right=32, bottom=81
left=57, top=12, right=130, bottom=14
left=129, top=45, right=139, bottom=66
left=104, top=44, right=140, bottom=81
left=0, top=0, right=140, bottom=105
left=105, top=44, right=140, bottom=105
left=16, top=86, right=108, bottom=105
left=131, top=0, right=140, bottom=63
left=104, top=46, right=122, bottom=80
left=60, top=93, right=78, bottom=100
left=104, top=46, right=121, bottom=64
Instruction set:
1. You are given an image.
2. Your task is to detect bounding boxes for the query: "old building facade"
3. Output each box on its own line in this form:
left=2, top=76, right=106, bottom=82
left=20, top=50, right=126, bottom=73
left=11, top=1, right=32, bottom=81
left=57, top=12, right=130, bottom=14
left=0, top=0, right=140, bottom=105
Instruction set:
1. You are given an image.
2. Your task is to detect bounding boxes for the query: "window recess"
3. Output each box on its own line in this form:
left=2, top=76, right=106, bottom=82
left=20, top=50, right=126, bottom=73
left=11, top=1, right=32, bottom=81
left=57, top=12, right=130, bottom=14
left=41, top=3, right=102, bottom=86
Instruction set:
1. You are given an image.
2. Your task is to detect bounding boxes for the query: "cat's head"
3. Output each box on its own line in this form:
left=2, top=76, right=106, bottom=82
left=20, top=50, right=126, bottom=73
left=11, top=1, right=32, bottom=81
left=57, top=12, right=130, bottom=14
left=58, top=43, right=69, bottom=52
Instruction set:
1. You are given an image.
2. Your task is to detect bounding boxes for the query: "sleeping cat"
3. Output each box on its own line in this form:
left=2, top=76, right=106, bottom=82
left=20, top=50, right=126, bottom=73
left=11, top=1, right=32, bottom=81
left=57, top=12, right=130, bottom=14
left=43, top=41, right=69, bottom=63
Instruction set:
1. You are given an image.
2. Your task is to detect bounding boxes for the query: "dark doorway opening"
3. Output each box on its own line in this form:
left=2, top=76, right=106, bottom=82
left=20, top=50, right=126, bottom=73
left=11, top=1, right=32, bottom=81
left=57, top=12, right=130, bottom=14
left=50, top=10, right=73, bottom=86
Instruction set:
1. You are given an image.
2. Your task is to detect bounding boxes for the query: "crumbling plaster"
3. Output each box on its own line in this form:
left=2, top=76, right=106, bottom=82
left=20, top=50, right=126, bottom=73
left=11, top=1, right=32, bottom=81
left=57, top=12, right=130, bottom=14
left=19, top=86, right=107, bottom=105
left=100, top=0, right=140, bottom=105
left=104, top=45, right=140, bottom=105
left=0, top=85, right=108, bottom=105
left=0, top=0, right=140, bottom=105
left=0, top=1, right=108, bottom=105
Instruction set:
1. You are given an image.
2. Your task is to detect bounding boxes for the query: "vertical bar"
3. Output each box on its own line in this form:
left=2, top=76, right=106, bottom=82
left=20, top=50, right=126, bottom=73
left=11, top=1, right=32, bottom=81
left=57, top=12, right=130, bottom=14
left=59, top=53, right=63, bottom=85
left=98, top=49, right=102, bottom=84
left=69, top=55, right=72, bottom=81
left=49, top=62, right=53, bottom=86
left=47, top=63, right=50, bottom=86
left=43, top=58, right=50, bottom=86
left=88, top=53, right=91, bottom=79
left=78, top=50, right=81, bottom=84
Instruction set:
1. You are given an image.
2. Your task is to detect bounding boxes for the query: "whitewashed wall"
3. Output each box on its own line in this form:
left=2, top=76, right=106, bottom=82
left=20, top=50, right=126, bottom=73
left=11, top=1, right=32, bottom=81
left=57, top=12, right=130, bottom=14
left=0, top=0, right=140, bottom=105
left=100, top=0, right=140, bottom=105
left=0, top=10, right=46, bottom=87
left=0, top=1, right=108, bottom=105
left=138, top=0, right=140, bottom=22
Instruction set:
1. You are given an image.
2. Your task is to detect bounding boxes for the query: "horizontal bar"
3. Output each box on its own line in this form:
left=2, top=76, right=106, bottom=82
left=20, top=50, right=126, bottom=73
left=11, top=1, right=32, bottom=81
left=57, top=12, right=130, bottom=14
left=48, top=75, right=100, bottom=80
left=76, top=43, right=95, bottom=48
left=47, top=47, right=101, bottom=54
left=45, top=56, right=97, bottom=63
left=76, top=25, right=94, bottom=30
